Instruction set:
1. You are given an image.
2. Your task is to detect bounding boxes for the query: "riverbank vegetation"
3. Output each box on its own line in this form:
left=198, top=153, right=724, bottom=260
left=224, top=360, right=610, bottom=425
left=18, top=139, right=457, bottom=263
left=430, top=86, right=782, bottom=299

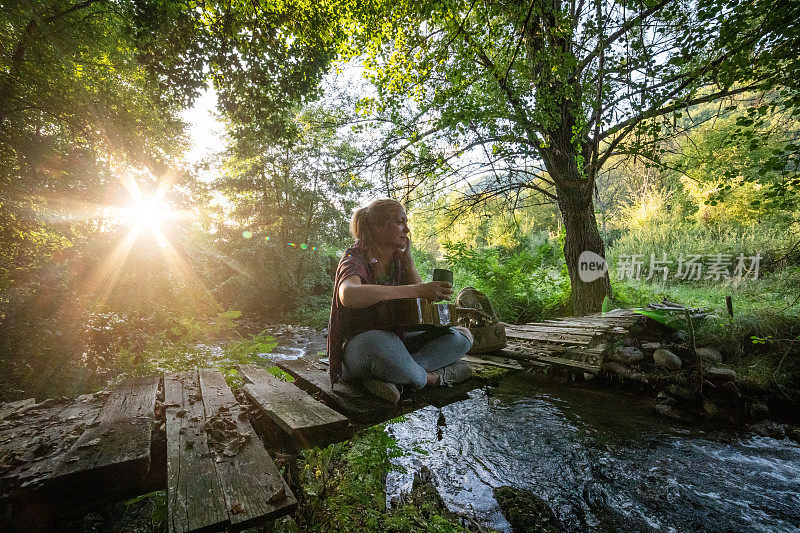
left=1, top=0, right=799, bottom=528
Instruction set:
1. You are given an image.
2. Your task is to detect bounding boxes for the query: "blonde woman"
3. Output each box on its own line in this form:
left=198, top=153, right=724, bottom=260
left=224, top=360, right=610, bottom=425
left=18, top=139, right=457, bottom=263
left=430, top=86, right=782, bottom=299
left=327, top=198, right=473, bottom=403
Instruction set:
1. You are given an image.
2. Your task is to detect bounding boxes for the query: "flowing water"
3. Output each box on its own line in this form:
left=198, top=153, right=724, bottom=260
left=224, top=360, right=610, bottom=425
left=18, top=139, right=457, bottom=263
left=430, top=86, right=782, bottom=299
left=386, top=373, right=800, bottom=532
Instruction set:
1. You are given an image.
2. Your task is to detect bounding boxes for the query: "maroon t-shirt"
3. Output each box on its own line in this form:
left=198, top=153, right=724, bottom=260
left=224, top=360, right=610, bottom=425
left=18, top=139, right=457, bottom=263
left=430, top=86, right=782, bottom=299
left=327, top=243, right=403, bottom=384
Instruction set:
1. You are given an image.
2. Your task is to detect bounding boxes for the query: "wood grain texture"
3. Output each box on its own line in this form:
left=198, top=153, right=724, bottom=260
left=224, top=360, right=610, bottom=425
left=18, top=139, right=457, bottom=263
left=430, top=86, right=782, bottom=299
left=505, top=329, right=594, bottom=345
left=0, top=393, right=108, bottom=495
left=52, top=376, right=159, bottom=486
left=238, top=365, right=350, bottom=450
left=165, top=371, right=228, bottom=533
left=533, top=355, right=600, bottom=374
left=197, top=369, right=296, bottom=531
left=275, top=357, right=392, bottom=423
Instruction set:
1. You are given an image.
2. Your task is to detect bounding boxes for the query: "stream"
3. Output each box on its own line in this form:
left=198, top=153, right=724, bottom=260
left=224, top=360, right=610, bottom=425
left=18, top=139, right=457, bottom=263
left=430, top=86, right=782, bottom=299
left=386, top=373, right=800, bottom=532
left=247, top=326, right=800, bottom=532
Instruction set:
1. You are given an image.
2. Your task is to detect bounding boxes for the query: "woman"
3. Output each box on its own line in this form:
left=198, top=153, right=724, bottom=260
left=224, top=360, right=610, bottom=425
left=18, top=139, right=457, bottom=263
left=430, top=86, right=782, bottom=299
left=327, top=198, right=473, bottom=403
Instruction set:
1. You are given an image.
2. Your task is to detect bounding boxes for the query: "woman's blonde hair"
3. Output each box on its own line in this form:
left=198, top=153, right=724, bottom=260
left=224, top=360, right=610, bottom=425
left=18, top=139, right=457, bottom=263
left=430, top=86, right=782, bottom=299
left=350, top=198, right=404, bottom=256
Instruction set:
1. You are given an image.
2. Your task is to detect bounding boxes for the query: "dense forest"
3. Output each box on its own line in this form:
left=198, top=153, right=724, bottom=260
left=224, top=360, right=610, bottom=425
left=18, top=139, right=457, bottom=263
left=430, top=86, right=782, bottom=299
left=1, top=0, right=798, bottom=405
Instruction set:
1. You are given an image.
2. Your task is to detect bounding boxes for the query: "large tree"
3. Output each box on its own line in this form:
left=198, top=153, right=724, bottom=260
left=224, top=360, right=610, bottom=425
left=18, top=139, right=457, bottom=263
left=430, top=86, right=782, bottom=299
left=335, top=0, right=791, bottom=314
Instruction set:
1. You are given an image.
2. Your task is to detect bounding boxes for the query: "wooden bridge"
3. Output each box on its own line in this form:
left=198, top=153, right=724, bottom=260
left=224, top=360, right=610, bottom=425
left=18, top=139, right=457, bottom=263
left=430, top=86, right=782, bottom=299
left=0, top=309, right=651, bottom=532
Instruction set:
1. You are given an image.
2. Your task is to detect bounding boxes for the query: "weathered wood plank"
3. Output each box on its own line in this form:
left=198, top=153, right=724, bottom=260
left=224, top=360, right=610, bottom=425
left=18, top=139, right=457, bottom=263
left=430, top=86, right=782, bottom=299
left=197, top=369, right=296, bottom=531
left=500, top=344, right=605, bottom=361
left=0, top=393, right=108, bottom=494
left=277, top=355, right=511, bottom=424
left=533, top=355, right=600, bottom=374
left=238, top=365, right=351, bottom=450
left=505, top=330, right=594, bottom=345
left=0, top=393, right=109, bottom=531
left=523, top=321, right=629, bottom=331
left=275, top=357, right=392, bottom=423
left=165, top=371, right=229, bottom=533
left=51, top=376, right=159, bottom=490
left=0, top=399, right=35, bottom=422
left=507, top=325, right=606, bottom=336
left=461, top=355, right=523, bottom=370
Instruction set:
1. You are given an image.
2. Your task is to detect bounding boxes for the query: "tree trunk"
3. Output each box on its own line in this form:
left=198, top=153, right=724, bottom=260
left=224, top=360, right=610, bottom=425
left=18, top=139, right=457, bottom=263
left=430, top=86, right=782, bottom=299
left=555, top=180, right=612, bottom=316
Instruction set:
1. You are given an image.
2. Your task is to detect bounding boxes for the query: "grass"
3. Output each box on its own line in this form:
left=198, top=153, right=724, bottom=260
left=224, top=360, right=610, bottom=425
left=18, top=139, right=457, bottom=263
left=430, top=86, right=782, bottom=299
left=612, top=271, right=800, bottom=392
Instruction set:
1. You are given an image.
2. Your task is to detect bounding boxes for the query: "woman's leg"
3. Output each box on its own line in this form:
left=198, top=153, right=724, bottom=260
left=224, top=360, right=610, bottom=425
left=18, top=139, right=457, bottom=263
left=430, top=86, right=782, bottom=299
left=410, top=327, right=472, bottom=372
left=341, top=330, right=428, bottom=390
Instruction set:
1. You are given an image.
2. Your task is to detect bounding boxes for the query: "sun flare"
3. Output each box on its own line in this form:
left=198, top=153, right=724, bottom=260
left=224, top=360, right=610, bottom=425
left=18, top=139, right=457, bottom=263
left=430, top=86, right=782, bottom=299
left=126, top=196, right=170, bottom=232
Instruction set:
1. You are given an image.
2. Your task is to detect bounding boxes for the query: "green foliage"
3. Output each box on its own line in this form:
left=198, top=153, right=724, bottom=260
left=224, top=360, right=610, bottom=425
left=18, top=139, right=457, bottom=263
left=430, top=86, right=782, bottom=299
left=296, top=424, right=466, bottom=532
left=444, top=238, right=570, bottom=323
left=696, top=314, right=800, bottom=389
left=225, top=330, right=279, bottom=364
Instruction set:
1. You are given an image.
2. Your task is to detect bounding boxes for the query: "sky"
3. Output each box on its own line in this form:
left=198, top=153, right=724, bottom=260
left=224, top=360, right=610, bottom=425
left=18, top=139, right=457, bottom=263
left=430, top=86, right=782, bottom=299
left=180, top=86, right=225, bottom=174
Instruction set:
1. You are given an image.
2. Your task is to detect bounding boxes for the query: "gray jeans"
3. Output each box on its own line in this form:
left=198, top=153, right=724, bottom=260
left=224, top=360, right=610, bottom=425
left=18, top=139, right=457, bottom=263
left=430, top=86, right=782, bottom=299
left=341, top=328, right=472, bottom=390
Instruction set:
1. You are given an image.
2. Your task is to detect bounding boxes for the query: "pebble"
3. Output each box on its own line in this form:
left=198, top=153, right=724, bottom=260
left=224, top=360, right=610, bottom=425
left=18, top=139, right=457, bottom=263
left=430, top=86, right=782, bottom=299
left=641, top=342, right=662, bottom=351
left=654, top=348, right=682, bottom=371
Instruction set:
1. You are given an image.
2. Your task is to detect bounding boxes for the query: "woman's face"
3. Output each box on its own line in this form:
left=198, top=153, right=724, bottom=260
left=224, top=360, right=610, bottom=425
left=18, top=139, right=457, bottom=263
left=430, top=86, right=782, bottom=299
left=380, top=207, right=410, bottom=251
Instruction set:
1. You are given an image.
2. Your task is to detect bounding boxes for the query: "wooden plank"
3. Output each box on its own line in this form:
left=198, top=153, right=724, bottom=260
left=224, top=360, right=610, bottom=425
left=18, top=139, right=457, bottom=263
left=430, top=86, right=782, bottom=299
left=510, top=322, right=603, bottom=330
left=461, top=355, right=523, bottom=370
left=51, top=376, right=159, bottom=491
left=534, top=355, right=600, bottom=374
left=0, top=393, right=108, bottom=494
left=0, top=393, right=110, bottom=531
left=275, top=357, right=393, bottom=423
left=504, top=330, right=594, bottom=345
left=165, top=371, right=229, bottom=533
left=500, top=344, right=605, bottom=361
left=524, top=321, right=628, bottom=330
left=276, top=355, right=507, bottom=424
left=197, top=369, right=296, bottom=531
left=238, top=365, right=351, bottom=450
left=0, top=399, right=35, bottom=422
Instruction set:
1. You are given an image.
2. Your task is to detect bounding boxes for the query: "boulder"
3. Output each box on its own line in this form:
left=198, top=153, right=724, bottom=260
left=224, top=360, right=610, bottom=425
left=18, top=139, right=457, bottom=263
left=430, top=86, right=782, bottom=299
left=696, top=347, right=722, bottom=363
left=641, top=342, right=662, bottom=351
left=654, top=348, right=682, bottom=371
left=609, top=346, right=645, bottom=365
left=706, top=366, right=737, bottom=382
left=751, top=420, right=784, bottom=438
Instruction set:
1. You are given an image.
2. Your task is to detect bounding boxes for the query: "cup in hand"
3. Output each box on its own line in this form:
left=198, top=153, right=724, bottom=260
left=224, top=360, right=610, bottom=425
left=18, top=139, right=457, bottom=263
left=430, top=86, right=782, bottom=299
left=432, top=268, right=453, bottom=285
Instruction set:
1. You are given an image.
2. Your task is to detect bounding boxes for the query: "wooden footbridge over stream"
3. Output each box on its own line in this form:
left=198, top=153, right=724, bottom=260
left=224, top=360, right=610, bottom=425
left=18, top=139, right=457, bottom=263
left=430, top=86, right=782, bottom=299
left=1, top=309, right=654, bottom=532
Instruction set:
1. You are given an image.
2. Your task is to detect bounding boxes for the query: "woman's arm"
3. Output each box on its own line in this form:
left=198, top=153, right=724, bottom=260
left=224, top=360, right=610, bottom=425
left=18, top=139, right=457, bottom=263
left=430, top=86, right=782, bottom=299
left=338, top=275, right=453, bottom=309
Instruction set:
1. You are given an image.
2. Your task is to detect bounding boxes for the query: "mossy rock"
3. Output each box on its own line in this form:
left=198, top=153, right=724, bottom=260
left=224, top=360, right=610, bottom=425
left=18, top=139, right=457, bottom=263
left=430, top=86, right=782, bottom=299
left=494, top=486, right=562, bottom=532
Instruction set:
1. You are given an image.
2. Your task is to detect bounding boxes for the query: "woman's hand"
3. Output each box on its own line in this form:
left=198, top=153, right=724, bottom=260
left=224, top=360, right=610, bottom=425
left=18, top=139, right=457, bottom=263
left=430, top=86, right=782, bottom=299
left=416, top=281, right=453, bottom=302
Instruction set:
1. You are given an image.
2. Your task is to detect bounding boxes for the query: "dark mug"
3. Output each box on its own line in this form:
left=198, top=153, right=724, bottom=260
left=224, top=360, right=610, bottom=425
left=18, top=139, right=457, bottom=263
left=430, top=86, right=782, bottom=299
left=432, top=268, right=453, bottom=285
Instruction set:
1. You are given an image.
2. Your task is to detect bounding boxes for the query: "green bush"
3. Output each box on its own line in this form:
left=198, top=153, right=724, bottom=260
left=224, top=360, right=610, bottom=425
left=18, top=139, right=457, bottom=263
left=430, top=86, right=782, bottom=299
left=443, top=237, right=570, bottom=323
